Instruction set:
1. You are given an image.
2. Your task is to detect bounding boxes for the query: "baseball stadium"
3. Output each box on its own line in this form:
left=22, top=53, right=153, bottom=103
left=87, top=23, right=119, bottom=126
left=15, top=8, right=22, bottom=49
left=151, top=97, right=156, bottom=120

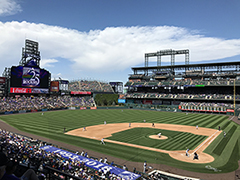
left=0, top=40, right=240, bottom=180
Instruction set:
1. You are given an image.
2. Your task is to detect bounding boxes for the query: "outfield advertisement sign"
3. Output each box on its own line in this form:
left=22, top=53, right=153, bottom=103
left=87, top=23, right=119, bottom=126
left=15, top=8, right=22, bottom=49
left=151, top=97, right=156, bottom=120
left=118, top=99, right=126, bottom=103
left=40, top=146, right=141, bottom=180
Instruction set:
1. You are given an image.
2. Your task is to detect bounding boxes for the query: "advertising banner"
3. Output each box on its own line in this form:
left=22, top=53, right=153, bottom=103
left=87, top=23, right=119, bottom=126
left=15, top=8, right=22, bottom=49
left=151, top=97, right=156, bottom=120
left=10, top=88, right=32, bottom=93
left=142, top=100, right=152, bottom=104
left=80, top=107, right=87, bottom=110
left=71, top=91, right=91, bottom=95
left=31, top=88, right=49, bottom=94
left=50, top=81, right=59, bottom=92
left=118, top=99, right=126, bottom=103
left=90, top=107, right=97, bottom=109
left=40, top=146, right=141, bottom=180
left=226, top=109, right=234, bottom=113
left=0, top=77, right=6, bottom=84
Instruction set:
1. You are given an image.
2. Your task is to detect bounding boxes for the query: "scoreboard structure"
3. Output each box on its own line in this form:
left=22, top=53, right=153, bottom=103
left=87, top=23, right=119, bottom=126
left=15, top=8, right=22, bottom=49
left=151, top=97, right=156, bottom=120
left=3, top=39, right=51, bottom=95
left=109, top=82, right=123, bottom=94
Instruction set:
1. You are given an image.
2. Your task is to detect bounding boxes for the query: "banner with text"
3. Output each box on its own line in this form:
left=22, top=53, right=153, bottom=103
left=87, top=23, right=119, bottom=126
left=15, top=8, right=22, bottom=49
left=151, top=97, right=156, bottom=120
left=40, top=146, right=140, bottom=180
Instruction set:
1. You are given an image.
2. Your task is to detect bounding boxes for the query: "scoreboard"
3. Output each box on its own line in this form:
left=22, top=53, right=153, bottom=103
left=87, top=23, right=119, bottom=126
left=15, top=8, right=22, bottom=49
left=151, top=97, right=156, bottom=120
left=10, top=66, right=50, bottom=94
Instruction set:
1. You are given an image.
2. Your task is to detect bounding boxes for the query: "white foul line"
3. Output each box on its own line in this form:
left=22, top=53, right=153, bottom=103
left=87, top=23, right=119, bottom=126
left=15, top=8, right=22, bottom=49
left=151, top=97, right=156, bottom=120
left=194, top=130, right=219, bottom=153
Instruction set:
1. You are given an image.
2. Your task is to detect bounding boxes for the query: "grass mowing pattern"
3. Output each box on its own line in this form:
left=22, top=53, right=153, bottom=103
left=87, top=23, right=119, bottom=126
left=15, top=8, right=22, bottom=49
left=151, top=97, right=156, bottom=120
left=0, top=109, right=239, bottom=173
left=107, top=127, right=207, bottom=150
left=212, top=125, right=237, bottom=156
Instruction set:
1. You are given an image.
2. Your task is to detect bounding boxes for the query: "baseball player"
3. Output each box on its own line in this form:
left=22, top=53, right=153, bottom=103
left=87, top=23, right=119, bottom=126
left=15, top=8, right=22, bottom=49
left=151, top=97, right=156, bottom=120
left=129, top=123, right=131, bottom=127
left=99, top=157, right=103, bottom=162
left=104, top=121, right=106, bottom=125
left=101, top=138, right=105, bottom=145
left=144, top=119, right=146, bottom=123
left=158, top=133, right=161, bottom=138
left=186, top=148, right=189, bottom=157
left=196, top=125, right=198, bottom=130
left=193, top=152, right=199, bottom=160
left=83, top=127, right=86, bottom=131
left=152, top=123, right=155, bottom=127
left=224, top=131, right=226, bottom=138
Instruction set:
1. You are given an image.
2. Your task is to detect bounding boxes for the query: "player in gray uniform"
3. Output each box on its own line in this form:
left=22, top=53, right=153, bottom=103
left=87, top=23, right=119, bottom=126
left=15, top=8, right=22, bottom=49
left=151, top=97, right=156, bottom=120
left=186, top=148, right=189, bottom=157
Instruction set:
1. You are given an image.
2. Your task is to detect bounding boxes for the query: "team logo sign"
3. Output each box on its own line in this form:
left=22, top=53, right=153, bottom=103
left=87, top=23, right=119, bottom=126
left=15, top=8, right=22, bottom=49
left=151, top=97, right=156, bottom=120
left=22, top=67, right=40, bottom=87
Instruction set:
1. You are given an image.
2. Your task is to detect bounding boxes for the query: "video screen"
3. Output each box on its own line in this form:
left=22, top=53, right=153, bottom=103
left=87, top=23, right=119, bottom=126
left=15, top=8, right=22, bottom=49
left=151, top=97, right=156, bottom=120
left=10, top=66, right=50, bottom=88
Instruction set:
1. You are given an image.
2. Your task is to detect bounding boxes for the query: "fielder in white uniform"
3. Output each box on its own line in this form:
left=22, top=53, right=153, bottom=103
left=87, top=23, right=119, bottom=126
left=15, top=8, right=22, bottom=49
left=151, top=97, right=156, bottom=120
left=101, top=138, right=105, bottom=144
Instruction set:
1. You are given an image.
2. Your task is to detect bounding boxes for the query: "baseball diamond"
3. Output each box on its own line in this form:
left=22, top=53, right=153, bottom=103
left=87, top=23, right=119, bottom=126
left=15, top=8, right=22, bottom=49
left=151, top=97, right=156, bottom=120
left=66, top=123, right=220, bottom=163
left=0, top=108, right=239, bottom=180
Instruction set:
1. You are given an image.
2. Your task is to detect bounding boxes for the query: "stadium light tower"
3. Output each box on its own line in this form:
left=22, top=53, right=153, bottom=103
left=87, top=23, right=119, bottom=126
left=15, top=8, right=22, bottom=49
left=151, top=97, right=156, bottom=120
left=19, top=39, right=41, bottom=67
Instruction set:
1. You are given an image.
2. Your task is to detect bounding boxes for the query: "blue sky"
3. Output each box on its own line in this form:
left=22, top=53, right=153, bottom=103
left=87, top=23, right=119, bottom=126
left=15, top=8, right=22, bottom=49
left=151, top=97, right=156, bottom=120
left=0, top=0, right=240, bottom=83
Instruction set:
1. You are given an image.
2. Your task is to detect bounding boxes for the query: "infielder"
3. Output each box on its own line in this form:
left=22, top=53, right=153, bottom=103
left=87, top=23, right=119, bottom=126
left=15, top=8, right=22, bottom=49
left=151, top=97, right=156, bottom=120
left=196, top=125, right=198, bottom=130
left=104, top=121, right=106, bottom=125
left=129, top=123, right=131, bottom=127
left=158, top=133, right=161, bottom=138
left=186, top=148, right=189, bottom=157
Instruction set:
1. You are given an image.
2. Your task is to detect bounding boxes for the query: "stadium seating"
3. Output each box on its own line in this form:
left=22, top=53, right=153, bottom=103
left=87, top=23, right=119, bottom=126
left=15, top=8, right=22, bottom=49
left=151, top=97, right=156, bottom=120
left=69, top=80, right=114, bottom=92
left=0, top=96, right=95, bottom=113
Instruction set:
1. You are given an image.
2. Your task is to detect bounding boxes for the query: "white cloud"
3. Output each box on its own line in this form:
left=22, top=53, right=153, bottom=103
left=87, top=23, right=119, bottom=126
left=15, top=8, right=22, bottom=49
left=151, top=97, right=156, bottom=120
left=40, top=58, right=58, bottom=68
left=0, top=0, right=22, bottom=16
left=0, top=21, right=240, bottom=79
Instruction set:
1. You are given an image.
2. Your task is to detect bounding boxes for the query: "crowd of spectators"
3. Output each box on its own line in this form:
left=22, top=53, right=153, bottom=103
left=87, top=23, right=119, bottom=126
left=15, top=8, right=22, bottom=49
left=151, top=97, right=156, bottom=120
left=180, top=102, right=235, bottom=108
left=125, top=78, right=240, bottom=87
left=69, top=80, right=114, bottom=93
left=0, top=129, right=135, bottom=180
left=0, top=96, right=95, bottom=113
left=126, top=93, right=238, bottom=102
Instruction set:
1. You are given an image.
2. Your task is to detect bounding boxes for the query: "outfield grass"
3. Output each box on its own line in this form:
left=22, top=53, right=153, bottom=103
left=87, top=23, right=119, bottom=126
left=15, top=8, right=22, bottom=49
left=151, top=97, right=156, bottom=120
left=0, top=109, right=239, bottom=173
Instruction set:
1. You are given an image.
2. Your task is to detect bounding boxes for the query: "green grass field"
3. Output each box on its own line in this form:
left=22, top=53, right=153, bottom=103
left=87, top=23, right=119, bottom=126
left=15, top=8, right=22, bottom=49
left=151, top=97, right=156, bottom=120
left=0, top=109, right=239, bottom=173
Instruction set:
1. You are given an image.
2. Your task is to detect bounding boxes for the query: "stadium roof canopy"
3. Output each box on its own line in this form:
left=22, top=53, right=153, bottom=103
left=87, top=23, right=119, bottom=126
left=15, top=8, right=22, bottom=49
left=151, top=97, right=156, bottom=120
left=131, top=61, right=240, bottom=75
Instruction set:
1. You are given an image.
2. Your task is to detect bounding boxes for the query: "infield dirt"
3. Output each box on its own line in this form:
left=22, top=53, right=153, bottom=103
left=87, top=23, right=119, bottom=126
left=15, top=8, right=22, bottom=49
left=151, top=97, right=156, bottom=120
left=66, top=123, right=221, bottom=164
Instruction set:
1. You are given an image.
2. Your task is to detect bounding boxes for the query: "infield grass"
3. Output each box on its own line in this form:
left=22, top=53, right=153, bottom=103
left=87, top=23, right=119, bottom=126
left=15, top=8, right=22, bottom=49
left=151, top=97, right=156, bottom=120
left=0, top=109, right=239, bottom=173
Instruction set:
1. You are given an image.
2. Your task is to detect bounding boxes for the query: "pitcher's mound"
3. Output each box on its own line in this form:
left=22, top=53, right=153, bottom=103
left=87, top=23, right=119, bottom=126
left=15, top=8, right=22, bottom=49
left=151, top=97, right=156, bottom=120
left=149, top=135, right=168, bottom=140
